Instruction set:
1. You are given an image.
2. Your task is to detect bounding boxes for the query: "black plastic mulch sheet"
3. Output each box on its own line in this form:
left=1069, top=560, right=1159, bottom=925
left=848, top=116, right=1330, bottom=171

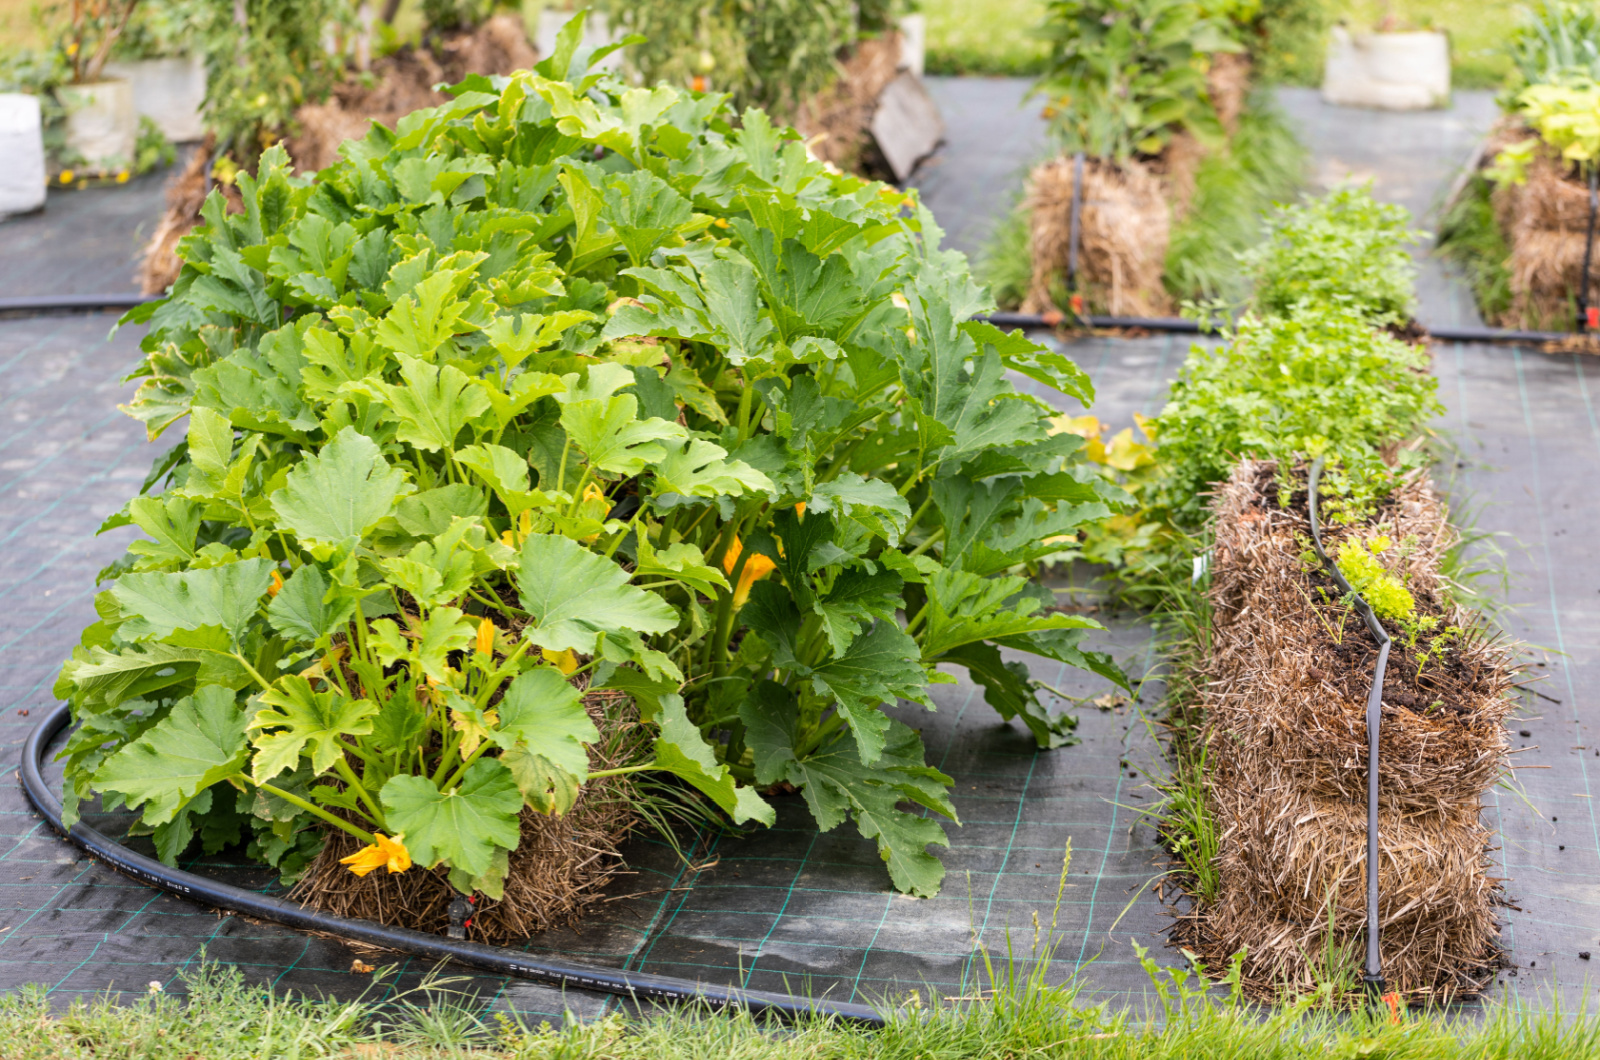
left=0, top=316, right=1596, bottom=1021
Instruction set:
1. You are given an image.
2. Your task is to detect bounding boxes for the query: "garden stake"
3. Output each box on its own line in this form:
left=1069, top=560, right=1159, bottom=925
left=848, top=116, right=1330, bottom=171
left=1306, top=456, right=1388, bottom=994
left=1582, top=167, right=1598, bottom=333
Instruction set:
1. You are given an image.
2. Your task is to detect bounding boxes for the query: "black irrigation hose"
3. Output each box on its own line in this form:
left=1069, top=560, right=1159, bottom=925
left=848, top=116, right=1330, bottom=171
left=19, top=700, right=888, bottom=1026
left=1305, top=457, right=1387, bottom=995
left=1581, top=167, right=1599, bottom=334
left=0, top=293, right=158, bottom=315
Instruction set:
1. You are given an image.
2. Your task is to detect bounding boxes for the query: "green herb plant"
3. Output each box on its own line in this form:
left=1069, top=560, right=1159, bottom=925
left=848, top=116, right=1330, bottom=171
left=1034, top=0, right=1240, bottom=160
left=1240, top=185, right=1421, bottom=326
left=60, top=17, right=1126, bottom=900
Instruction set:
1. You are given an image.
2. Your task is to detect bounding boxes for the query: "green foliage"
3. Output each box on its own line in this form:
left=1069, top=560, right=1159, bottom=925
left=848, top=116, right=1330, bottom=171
left=421, top=0, right=494, bottom=34
left=114, top=0, right=210, bottom=61
left=1334, top=534, right=1416, bottom=621
left=1242, top=185, right=1421, bottom=325
left=1504, top=0, right=1600, bottom=95
left=1163, top=89, right=1307, bottom=302
left=1155, top=302, right=1441, bottom=529
left=20, top=939, right=1600, bottom=1057
left=1035, top=0, right=1241, bottom=160
left=1237, top=0, right=1329, bottom=85
left=65, top=23, right=1124, bottom=898
left=923, top=0, right=1051, bottom=76
left=597, top=0, right=912, bottom=115
left=1435, top=173, right=1514, bottom=326
left=195, top=0, right=354, bottom=164
left=1512, top=82, right=1600, bottom=171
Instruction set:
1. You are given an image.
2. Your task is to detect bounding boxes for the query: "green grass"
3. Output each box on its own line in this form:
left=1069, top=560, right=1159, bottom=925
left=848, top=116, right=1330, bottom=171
left=1436, top=172, right=1515, bottom=328
left=922, top=0, right=1050, bottom=77
left=15, top=946, right=1600, bottom=1059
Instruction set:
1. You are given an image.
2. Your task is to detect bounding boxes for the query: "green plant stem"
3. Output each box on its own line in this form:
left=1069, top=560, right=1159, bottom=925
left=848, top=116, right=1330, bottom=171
left=247, top=778, right=377, bottom=845
left=794, top=710, right=846, bottom=759
left=230, top=652, right=274, bottom=692
left=907, top=527, right=944, bottom=559
left=586, top=763, right=657, bottom=779
left=332, top=756, right=386, bottom=829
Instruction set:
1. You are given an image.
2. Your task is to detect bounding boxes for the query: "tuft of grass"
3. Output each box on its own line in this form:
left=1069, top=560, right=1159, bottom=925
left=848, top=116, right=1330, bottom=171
left=1165, top=90, right=1309, bottom=305
left=1436, top=173, right=1515, bottom=327
left=15, top=936, right=1600, bottom=1057
left=974, top=197, right=1035, bottom=312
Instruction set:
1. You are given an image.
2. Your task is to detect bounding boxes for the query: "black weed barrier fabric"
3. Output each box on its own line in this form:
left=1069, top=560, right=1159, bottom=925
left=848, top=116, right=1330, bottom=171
left=1, top=317, right=1597, bottom=1020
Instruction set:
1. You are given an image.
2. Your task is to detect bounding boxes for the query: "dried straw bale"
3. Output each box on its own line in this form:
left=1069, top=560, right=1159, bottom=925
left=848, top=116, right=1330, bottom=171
left=1207, top=51, right=1252, bottom=138
left=1491, top=127, right=1598, bottom=330
left=789, top=33, right=903, bottom=176
left=290, top=690, right=644, bottom=943
left=1188, top=460, right=1511, bottom=1000
left=1022, top=155, right=1174, bottom=317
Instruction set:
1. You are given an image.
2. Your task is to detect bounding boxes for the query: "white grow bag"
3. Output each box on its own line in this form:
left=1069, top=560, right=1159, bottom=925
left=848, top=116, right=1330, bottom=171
left=104, top=56, right=207, bottom=142
left=1322, top=27, right=1450, bottom=111
left=0, top=93, right=47, bottom=217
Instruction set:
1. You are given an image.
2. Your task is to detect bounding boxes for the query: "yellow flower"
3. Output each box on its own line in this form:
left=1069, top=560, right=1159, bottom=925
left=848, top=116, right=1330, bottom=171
left=582, top=481, right=606, bottom=504
left=475, top=616, right=496, bottom=656
left=721, top=536, right=776, bottom=609
left=58, top=169, right=74, bottom=185
left=268, top=569, right=284, bottom=597
left=340, top=833, right=411, bottom=876
left=794, top=501, right=806, bottom=518
left=541, top=647, right=579, bottom=675
left=66, top=42, right=79, bottom=57
left=115, top=170, right=129, bottom=183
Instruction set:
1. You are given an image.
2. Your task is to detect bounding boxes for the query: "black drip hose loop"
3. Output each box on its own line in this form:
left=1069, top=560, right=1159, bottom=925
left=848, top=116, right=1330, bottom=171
left=20, top=701, right=886, bottom=1025
left=1305, top=457, right=1388, bottom=995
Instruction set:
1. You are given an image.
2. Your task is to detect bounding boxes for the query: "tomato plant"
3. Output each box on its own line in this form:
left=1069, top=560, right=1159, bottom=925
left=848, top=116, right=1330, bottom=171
left=59, top=18, right=1124, bottom=898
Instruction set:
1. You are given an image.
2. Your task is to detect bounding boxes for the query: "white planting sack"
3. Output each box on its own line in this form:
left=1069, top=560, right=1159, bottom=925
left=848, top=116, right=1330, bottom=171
left=1322, top=27, right=1450, bottom=111
left=0, top=93, right=47, bottom=217
left=897, top=13, right=926, bottom=78
left=104, top=56, right=207, bottom=142
left=56, top=79, right=138, bottom=168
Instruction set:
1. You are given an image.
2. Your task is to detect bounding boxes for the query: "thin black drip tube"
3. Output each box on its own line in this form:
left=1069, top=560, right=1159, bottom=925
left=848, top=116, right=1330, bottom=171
left=1581, top=167, right=1599, bottom=333
left=19, top=700, right=886, bottom=1025
left=1305, top=457, right=1387, bottom=993
left=1066, top=151, right=1084, bottom=306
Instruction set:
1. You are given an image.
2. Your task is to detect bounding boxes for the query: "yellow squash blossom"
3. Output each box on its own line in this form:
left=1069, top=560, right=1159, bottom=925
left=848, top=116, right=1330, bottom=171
left=583, top=481, right=606, bottom=503
left=340, top=833, right=411, bottom=876
left=475, top=616, right=496, bottom=656
left=541, top=647, right=579, bottom=674
left=268, top=569, right=284, bottom=597
left=721, top=536, right=776, bottom=609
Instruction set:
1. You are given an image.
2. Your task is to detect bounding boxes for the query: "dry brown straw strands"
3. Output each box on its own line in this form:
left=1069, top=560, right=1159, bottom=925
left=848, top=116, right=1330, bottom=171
left=1183, top=460, right=1512, bottom=1000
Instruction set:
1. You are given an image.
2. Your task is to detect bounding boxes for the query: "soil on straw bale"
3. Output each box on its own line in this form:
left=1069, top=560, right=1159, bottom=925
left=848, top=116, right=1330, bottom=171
left=788, top=33, right=903, bottom=178
left=1206, top=52, right=1252, bottom=138
left=1180, top=460, right=1513, bottom=1001
left=1489, top=121, right=1599, bottom=330
left=137, top=16, right=536, bottom=295
left=290, top=689, right=644, bottom=943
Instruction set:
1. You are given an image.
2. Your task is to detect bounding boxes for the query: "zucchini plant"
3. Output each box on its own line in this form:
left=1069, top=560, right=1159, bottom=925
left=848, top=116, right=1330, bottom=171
left=59, top=17, right=1124, bottom=899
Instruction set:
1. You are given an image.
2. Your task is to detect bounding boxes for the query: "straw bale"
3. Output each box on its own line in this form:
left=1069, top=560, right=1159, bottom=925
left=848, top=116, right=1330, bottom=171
left=1188, top=459, right=1511, bottom=999
left=1490, top=129, right=1598, bottom=330
left=1204, top=461, right=1513, bottom=816
left=1022, top=155, right=1173, bottom=317
left=1207, top=52, right=1252, bottom=137
left=790, top=33, right=903, bottom=176
left=290, top=690, right=643, bottom=943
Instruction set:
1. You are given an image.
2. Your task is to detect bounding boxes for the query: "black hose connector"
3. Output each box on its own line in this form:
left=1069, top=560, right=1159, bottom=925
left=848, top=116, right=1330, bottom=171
left=1305, top=457, right=1388, bottom=995
left=20, top=701, right=886, bottom=1025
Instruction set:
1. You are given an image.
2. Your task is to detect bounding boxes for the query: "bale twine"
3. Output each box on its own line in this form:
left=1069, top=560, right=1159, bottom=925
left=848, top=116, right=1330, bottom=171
left=1187, top=460, right=1511, bottom=1000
